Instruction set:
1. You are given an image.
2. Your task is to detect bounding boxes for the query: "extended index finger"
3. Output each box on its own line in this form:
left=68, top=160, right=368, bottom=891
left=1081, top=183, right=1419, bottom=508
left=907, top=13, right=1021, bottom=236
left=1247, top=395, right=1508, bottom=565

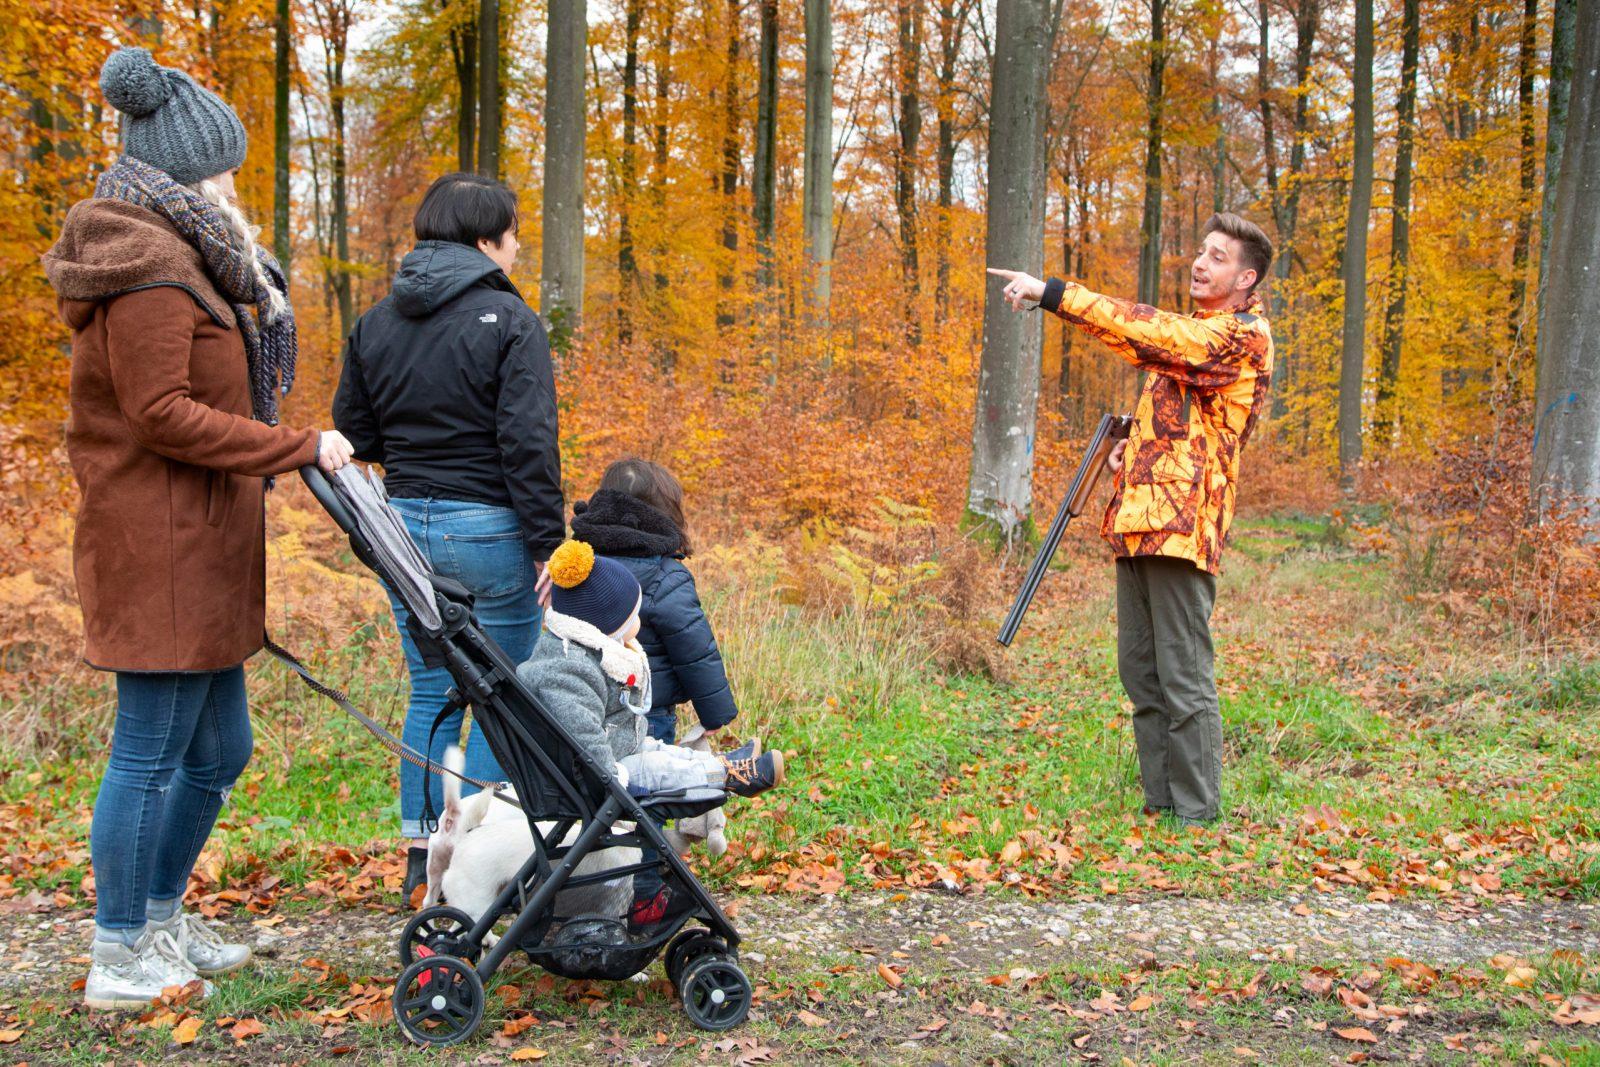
left=986, top=268, right=1020, bottom=281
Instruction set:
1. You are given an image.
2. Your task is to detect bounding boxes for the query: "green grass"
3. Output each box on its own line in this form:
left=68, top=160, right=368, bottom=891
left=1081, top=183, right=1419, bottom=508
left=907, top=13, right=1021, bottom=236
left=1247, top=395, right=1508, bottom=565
left=1, top=511, right=1597, bottom=912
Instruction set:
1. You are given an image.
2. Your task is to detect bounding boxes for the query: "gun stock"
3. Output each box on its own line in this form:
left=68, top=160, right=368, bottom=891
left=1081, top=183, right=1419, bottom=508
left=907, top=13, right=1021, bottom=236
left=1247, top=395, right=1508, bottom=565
left=995, top=413, right=1132, bottom=647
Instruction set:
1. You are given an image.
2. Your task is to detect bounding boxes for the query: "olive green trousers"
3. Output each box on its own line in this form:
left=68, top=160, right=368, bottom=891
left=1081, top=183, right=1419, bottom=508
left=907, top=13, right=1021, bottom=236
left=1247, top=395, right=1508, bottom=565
left=1115, top=556, right=1221, bottom=822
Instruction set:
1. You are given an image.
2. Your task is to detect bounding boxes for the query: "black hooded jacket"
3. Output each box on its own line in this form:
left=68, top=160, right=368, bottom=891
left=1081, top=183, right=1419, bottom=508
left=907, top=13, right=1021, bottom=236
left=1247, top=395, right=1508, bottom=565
left=571, top=490, right=739, bottom=731
left=332, top=241, right=564, bottom=560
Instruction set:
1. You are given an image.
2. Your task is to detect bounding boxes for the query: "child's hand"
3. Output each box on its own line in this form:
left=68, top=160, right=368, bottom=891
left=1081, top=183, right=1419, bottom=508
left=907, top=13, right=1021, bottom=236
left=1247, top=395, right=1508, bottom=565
left=535, top=562, right=552, bottom=608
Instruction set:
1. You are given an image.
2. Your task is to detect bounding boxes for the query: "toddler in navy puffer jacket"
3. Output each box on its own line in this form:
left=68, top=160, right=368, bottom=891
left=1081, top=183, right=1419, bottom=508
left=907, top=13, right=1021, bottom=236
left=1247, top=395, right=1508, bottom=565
left=570, top=458, right=739, bottom=745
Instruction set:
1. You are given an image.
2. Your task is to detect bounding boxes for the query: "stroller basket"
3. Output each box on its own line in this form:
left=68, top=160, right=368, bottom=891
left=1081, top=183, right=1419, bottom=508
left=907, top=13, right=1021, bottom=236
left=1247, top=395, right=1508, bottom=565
left=299, top=465, right=752, bottom=1043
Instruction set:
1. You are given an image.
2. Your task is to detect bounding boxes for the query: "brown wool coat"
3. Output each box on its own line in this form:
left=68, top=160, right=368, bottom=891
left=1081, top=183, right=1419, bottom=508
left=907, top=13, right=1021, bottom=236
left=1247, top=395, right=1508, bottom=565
left=43, top=199, right=319, bottom=672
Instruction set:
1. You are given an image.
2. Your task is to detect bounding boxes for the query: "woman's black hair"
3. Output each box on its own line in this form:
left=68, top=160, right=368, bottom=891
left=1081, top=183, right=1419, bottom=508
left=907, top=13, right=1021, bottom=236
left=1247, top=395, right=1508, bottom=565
left=413, top=172, right=518, bottom=247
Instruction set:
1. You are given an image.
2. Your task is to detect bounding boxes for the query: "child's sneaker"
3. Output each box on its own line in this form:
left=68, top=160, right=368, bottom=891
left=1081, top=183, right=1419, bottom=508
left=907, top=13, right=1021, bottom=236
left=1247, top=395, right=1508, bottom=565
left=148, top=910, right=252, bottom=977
left=627, top=886, right=697, bottom=933
left=84, top=928, right=210, bottom=1009
left=722, top=738, right=760, bottom=763
left=720, top=751, right=784, bottom=797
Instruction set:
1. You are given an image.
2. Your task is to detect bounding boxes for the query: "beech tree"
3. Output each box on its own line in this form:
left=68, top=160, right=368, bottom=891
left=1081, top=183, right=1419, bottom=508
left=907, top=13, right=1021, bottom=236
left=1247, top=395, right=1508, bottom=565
left=965, top=0, right=1056, bottom=538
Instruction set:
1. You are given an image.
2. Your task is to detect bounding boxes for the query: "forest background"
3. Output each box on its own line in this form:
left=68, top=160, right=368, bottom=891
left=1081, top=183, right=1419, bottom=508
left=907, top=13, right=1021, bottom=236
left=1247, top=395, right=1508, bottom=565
left=1, top=1, right=1599, bottom=1060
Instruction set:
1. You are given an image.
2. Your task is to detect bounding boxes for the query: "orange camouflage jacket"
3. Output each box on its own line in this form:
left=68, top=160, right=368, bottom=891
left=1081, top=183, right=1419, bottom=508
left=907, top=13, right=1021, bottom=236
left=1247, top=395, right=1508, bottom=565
left=1041, top=279, right=1274, bottom=575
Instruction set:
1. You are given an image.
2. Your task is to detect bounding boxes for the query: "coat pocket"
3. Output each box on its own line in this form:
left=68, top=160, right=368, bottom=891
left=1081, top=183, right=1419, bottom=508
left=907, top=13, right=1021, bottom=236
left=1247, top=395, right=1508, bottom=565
left=1111, top=438, right=1204, bottom=537
left=205, top=470, right=227, bottom=527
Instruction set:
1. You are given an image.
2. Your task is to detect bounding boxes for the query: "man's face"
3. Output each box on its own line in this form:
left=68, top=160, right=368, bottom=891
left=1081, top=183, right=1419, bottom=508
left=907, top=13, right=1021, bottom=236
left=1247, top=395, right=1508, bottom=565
left=1190, top=231, right=1255, bottom=308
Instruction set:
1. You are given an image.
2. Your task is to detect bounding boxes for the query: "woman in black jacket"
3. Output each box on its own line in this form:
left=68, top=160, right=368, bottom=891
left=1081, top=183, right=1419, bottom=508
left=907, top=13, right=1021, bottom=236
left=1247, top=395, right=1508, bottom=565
left=332, top=173, right=563, bottom=897
left=569, top=459, right=739, bottom=742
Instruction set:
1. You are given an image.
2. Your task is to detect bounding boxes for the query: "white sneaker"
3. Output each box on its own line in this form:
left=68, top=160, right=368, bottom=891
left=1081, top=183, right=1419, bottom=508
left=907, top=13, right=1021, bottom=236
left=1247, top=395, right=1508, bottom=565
left=149, top=910, right=252, bottom=977
left=84, top=928, right=210, bottom=1009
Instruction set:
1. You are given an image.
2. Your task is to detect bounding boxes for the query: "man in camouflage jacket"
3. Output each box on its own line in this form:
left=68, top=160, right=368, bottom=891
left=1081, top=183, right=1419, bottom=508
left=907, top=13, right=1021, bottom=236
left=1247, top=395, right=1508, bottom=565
left=990, top=212, right=1275, bottom=825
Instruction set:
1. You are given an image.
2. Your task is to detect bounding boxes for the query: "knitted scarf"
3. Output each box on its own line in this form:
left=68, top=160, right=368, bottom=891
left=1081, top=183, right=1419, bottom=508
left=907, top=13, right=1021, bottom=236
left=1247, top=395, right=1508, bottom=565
left=94, top=156, right=297, bottom=427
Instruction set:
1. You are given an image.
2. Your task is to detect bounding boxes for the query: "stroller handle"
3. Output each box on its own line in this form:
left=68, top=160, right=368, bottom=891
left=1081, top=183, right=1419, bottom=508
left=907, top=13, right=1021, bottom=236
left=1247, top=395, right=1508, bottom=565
left=299, top=464, right=359, bottom=536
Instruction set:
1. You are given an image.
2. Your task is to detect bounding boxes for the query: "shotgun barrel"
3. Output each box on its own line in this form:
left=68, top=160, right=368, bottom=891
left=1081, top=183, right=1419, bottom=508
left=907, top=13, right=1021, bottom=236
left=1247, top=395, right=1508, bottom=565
left=995, top=413, right=1132, bottom=647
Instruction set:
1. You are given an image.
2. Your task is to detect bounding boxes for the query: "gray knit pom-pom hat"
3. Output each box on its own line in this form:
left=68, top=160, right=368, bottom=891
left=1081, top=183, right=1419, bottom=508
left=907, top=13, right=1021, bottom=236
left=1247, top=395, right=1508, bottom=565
left=100, top=47, right=247, bottom=185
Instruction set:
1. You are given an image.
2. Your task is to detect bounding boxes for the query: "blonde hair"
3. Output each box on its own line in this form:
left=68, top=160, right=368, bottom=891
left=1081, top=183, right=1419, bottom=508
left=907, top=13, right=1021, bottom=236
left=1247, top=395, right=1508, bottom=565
left=189, top=178, right=288, bottom=323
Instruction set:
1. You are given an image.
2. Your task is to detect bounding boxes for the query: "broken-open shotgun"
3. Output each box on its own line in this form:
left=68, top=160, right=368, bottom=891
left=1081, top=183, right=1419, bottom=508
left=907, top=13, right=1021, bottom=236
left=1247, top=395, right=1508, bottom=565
left=996, top=413, right=1133, bottom=647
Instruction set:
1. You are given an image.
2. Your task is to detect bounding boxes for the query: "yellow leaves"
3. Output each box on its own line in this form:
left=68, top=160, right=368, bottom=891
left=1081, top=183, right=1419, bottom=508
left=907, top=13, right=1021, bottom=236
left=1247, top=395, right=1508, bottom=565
left=0, top=1029, right=22, bottom=1043
left=876, top=963, right=904, bottom=989
left=172, top=1016, right=203, bottom=1044
left=510, top=1048, right=549, bottom=1060
left=1334, top=1026, right=1378, bottom=1044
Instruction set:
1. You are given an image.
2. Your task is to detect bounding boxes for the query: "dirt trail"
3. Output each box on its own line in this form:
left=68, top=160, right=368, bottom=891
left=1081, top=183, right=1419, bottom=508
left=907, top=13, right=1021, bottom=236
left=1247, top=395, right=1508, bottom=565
left=3, top=890, right=1593, bottom=988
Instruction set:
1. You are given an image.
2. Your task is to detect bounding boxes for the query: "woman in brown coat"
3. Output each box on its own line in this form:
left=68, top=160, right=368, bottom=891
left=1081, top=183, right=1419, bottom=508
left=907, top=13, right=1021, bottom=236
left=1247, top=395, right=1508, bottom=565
left=42, top=47, right=353, bottom=1008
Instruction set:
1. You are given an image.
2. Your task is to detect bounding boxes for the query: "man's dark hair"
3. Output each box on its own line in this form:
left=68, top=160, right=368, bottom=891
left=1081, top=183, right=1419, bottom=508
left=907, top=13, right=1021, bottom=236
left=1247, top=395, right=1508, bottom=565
left=413, top=172, right=518, bottom=247
left=1203, top=212, right=1273, bottom=292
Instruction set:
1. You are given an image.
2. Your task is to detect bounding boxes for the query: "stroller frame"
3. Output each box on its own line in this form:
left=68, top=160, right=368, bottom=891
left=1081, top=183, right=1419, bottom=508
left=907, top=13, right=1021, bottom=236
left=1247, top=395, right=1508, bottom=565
left=300, top=466, right=750, bottom=1044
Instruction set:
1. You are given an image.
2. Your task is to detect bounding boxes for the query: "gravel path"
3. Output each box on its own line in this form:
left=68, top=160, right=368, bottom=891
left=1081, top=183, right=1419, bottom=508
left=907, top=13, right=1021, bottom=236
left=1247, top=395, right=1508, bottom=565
left=2, top=891, right=1593, bottom=991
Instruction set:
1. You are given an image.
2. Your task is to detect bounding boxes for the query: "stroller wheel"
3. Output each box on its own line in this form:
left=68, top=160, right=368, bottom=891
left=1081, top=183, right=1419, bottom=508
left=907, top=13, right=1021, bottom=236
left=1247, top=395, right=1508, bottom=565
left=399, top=905, right=480, bottom=967
left=393, top=954, right=485, bottom=1046
left=665, top=930, right=730, bottom=990
left=679, top=955, right=752, bottom=1031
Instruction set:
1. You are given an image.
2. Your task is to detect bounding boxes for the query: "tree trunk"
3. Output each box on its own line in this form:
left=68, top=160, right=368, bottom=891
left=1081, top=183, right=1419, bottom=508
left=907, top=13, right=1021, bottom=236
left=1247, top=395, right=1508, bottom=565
left=1337, top=0, right=1373, bottom=486
left=1539, top=0, right=1577, bottom=304
left=618, top=0, right=641, bottom=344
left=541, top=0, right=587, bottom=343
left=1208, top=32, right=1225, bottom=212
left=753, top=0, right=778, bottom=290
left=965, top=0, right=1056, bottom=539
left=717, top=0, right=741, bottom=330
left=273, top=0, right=290, bottom=269
left=1531, top=0, right=1600, bottom=523
left=1506, top=0, right=1537, bottom=378
left=895, top=0, right=924, bottom=343
left=1137, top=0, right=1165, bottom=306
left=477, top=0, right=500, bottom=178
left=1256, top=0, right=1279, bottom=232
left=1374, top=0, right=1417, bottom=448
left=1269, top=0, right=1320, bottom=422
left=651, top=5, right=674, bottom=301
left=802, top=0, right=833, bottom=325
left=315, top=0, right=354, bottom=337
left=934, top=0, right=969, bottom=325
left=449, top=6, right=478, bottom=173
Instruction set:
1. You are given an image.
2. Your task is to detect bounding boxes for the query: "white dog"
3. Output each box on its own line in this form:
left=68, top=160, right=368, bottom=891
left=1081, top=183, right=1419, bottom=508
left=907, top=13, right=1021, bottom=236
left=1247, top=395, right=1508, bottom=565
left=421, top=747, right=640, bottom=945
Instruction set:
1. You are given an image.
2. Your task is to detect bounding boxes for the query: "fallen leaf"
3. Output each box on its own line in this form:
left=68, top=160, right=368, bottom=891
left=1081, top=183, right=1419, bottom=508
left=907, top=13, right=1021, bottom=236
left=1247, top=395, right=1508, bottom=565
left=796, top=1009, right=825, bottom=1028
left=173, top=1016, right=203, bottom=1044
left=1504, top=966, right=1538, bottom=989
left=1129, top=995, right=1154, bottom=1012
left=877, top=963, right=904, bottom=989
left=1335, top=1027, right=1378, bottom=1044
left=510, top=1049, right=548, bottom=1061
left=230, top=1018, right=265, bottom=1042
left=0, top=1030, right=21, bottom=1044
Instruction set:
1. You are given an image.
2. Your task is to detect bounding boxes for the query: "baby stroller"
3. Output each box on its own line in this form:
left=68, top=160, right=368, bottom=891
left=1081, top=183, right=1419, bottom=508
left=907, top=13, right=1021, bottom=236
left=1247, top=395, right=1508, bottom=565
left=299, top=465, right=751, bottom=1045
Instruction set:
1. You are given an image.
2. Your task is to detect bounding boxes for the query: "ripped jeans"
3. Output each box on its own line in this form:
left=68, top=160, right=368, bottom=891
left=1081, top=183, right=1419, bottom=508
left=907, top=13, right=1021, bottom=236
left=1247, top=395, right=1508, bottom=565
left=90, top=668, right=254, bottom=931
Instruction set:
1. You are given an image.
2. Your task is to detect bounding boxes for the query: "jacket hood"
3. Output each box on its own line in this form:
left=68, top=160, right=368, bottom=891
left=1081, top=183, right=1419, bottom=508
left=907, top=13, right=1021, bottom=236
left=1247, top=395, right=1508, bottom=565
left=570, top=490, right=684, bottom=558
left=391, top=240, right=517, bottom=318
left=42, top=198, right=231, bottom=331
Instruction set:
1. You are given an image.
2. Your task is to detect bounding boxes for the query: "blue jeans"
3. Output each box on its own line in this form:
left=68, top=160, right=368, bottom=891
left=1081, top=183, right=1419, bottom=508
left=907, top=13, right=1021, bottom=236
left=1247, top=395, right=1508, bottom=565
left=91, top=667, right=254, bottom=931
left=387, top=498, right=541, bottom=838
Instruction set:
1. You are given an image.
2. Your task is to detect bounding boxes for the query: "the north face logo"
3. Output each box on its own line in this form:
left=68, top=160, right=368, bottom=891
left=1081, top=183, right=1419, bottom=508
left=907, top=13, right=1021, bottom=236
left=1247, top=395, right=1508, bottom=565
left=479, top=313, right=498, bottom=323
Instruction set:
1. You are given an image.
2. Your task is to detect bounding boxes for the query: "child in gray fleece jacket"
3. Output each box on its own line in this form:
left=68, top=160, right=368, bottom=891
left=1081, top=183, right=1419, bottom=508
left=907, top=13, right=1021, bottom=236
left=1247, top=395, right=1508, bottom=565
left=515, top=541, right=784, bottom=799
left=516, top=540, right=785, bottom=930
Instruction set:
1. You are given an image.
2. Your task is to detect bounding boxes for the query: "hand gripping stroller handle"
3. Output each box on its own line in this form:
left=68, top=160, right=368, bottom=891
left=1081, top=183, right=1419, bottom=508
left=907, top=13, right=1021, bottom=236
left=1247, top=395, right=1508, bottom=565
left=299, top=464, right=359, bottom=536
left=995, top=413, right=1132, bottom=648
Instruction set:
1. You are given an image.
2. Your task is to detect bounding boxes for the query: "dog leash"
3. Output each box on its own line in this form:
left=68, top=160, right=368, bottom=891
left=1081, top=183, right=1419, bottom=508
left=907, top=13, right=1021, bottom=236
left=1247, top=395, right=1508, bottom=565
left=264, top=636, right=522, bottom=813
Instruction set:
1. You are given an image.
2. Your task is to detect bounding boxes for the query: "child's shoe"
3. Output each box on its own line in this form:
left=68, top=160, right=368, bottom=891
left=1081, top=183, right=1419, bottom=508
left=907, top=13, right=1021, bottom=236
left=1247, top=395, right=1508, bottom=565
left=84, top=928, right=210, bottom=1009
left=628, top=886, right=697, bottom=933
left=720, top=751, right=784, bottom=797
left=722, top=737, right=760, bottom=763
left=147, top=910, right=252, bottom=977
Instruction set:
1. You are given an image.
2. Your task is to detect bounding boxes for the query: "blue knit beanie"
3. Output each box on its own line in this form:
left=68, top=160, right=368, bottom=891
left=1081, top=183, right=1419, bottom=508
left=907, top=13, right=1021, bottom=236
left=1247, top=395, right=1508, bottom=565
left=100, top=47, right=248, bottom=185
left=547, top=541, right=642, bottom=637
